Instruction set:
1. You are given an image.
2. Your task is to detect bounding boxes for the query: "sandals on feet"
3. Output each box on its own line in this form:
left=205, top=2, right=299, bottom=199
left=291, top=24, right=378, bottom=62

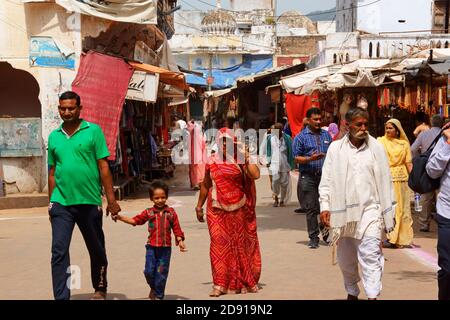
left=209, top=288, right=224, bottom=297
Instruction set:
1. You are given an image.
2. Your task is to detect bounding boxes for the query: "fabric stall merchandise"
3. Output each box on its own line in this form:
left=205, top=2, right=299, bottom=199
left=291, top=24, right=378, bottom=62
left=311, top=91, right=320, bottom=109
left=285, top=93, right=312, bottom=138
left=72, top=51, right=134, bottom=161
left=404, top=87, right=411, bottom=112
left=411, top=87, right=418, bottom=113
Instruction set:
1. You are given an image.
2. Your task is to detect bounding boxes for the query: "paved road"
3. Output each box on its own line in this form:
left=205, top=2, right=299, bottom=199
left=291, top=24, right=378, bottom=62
left=0, top=166, right=439, bottom=300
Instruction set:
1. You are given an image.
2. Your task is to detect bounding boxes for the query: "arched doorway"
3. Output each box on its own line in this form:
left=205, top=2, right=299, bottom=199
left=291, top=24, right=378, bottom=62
left=0, top=62, right=43, bottom=195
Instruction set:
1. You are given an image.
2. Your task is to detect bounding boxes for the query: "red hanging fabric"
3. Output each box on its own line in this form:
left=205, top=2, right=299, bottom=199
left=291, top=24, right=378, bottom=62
left=72, top=51, right=134, bottom=161
left=285, top=93, right=312, bottom=138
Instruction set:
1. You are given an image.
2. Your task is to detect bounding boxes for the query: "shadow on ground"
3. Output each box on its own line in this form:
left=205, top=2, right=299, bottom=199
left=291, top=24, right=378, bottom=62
left=71, top=293, right=129, bottom=300
left=388, top=270, right=437, bottom=282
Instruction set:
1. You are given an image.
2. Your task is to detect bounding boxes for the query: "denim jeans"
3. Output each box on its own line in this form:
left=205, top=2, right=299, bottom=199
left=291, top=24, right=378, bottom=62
left=50, top=202, right=107, bottom=300
left=144, top=245, right=172, bottom=299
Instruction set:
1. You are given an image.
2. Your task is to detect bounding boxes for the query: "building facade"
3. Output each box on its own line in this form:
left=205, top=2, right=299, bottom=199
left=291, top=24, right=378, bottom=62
left=336, top=0, right=434, bottom=34
left=0, top=0, right=177, bottom=195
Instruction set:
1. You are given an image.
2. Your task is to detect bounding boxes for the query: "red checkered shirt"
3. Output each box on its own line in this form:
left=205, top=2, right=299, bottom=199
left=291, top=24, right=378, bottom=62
left=132, top=206, right=185, bottom=247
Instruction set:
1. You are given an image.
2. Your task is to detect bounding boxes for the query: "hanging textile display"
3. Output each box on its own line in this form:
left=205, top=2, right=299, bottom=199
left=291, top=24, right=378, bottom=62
left=72, top=51, right=134, bottom=161
left=285, top=93, right=312, bottom=137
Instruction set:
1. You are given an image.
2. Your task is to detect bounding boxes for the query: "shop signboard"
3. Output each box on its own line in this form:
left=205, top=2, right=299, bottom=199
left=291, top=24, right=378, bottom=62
left=126, top=71, right=159, bottom=103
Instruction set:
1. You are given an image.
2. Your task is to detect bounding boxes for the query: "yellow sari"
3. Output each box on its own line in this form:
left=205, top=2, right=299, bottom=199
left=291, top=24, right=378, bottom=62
left=378, top=119, right=413, bottom=246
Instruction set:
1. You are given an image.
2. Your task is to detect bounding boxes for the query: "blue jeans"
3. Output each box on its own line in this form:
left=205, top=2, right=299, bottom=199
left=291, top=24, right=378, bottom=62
left=437, top=214, right=450, bottom=300
left=50, top=202, right=108, bottom=300
left=144, top=245, right=171, bottom=299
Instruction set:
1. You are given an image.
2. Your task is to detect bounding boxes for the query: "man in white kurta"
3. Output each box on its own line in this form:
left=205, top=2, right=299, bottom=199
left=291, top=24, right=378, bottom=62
left=269, top=131, right=292, bottom=206
left=319, top=107, right=395, bottom=300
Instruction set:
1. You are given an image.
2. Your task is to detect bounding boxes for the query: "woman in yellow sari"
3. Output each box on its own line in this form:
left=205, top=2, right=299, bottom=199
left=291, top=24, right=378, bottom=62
left=378, top=119, right=414, bottom=248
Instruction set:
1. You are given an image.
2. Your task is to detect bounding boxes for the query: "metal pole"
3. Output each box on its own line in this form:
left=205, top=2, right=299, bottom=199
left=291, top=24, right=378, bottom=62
left=351, top=3, right=354, bottom=32
left=445, top=0, right=449, bottom=33
left=208, top=52, right=213, bottom=92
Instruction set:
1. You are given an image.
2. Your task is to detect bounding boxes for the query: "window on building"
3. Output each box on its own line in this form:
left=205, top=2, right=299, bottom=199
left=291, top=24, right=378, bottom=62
left=430, top=40, right=434, bottom=48
left=195, top=58, right=203, bottom=67
left=333, top=53, right=337, bottom=64
left=346, top=53, right=350, bottom=62
left=369, top=42, right=373, bottom=58
left=376, top=43, right=380, bottom=58
left=437, top=41, right=442, bottom=48
left=446, top=41, right=449, bottom=48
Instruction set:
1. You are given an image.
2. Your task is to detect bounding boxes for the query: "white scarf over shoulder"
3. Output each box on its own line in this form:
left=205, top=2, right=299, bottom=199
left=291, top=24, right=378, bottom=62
left=319, top=134, right=396, bottom=244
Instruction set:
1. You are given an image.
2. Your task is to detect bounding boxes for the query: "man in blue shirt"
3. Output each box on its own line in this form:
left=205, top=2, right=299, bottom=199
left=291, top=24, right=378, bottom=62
left=293, top=108, right=332, bottom=248
left=426, top=121, right=450, bottom=300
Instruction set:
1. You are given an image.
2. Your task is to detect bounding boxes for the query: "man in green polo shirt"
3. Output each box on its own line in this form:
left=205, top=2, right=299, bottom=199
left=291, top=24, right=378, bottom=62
left=48, top=91, right=121, bottom=300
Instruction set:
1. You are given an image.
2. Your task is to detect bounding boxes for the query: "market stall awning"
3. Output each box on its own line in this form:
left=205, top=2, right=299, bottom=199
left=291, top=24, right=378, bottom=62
left=130, top=61, right=189, bottom=90
left=280, top=65, right=331, bottom=94
left=204, top=87, right=236, bottom=98
left=54, top=0, right=157, bottom=24
left=429, top=61, right=450, bottom=75
left=236, top=63, right=305, bottom=85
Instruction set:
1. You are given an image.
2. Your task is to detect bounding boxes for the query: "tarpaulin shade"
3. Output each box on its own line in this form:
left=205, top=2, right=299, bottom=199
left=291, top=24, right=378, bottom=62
left=185, top=55, right=273, bottom=89
left=130, top=61, right=188, bottom=90
left=55, top=0, right=157, bottom=24
left=72, top=51, right=134, bottom=161
left=285, top=93, right=312, bottom=138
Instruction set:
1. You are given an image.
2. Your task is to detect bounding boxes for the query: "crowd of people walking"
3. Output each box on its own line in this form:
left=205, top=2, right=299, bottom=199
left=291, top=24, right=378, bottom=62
left=47, top=91, right=450, bottom=300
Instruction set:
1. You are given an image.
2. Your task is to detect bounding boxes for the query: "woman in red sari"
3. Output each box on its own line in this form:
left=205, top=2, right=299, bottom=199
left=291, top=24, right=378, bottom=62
left=195, top=128, right=262, bottom=297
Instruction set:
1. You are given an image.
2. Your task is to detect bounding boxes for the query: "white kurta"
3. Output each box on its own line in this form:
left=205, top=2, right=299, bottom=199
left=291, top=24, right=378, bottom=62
left=342, top=140, right=383, bottom=240
left=336, top=139, right=384, bottom=299
left=270, top=136, right=292, bottom=204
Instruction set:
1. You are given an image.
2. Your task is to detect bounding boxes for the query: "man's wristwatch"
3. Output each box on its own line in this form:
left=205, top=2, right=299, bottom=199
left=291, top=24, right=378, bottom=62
left=195, top=207, right=203, bottom=213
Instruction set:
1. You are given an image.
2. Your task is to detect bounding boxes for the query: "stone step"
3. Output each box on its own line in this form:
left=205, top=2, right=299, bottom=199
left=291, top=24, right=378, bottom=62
left=0, top=193, right=48, bottom=210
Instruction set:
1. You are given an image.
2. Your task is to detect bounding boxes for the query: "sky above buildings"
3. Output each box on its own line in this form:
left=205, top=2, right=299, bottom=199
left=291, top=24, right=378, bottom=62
left=178, top=0, right=337, bottom=15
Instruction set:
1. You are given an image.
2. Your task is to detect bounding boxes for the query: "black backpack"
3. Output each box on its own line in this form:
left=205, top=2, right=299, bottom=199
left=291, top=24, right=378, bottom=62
left=408, top=131, right=443, bottom=194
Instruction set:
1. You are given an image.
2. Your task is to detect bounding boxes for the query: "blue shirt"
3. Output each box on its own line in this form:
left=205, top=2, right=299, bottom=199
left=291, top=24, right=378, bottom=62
left=292, top=126, right=332, bottom=174
left=426, top=136, right=450, bottom=220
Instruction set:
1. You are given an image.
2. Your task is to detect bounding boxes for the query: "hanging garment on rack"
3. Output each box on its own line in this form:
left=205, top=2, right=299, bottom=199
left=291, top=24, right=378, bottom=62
left=404, top=87, right=411, bottom=111
left=120, top=131, right=129, bottom=177
left=149, top=133, right=158, bottom=164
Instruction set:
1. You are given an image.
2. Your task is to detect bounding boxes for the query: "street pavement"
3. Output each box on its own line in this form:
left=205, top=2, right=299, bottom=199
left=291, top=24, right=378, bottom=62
left=0, top=166, right=439, bottom=300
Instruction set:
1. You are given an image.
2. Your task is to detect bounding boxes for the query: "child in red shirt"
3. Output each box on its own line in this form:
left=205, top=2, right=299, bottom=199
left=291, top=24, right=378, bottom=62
left=116, top=180, right=186, bottom=300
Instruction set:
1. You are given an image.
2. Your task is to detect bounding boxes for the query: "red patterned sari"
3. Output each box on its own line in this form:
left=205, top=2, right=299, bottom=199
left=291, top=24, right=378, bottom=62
left=206, top=154, right=261, bottom=294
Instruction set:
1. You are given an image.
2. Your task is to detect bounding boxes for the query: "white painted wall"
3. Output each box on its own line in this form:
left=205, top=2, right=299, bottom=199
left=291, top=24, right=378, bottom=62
left=360, top=34, right=450, bottom=59
left=317, top=21, right=337, bottom=35
left=337, top=0, right=433, bottom=34
left=325, top=32, right=360, bottom=64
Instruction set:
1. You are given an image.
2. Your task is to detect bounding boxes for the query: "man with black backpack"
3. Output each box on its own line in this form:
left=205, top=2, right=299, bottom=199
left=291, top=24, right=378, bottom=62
left=426, top=122, right=450, bottom=300
left=411, top=115, right=443, bottom=232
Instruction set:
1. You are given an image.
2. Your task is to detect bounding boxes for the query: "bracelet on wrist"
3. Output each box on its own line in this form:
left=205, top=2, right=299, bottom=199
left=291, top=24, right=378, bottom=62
left=195, top=207, right=203, bottom=212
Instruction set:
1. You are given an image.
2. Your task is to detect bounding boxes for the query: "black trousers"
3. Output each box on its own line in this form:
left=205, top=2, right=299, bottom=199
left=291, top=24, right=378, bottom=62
left=296, top=176, right=303, bottom=209
left=437, top=214, right=450, bottom=300
left=300, top=173, right=326, bottom=242
left=50, top=202, right=108, bottom=300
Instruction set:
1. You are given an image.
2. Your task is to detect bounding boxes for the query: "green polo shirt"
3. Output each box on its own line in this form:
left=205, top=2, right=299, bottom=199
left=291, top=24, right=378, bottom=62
left=48, top=120, right=110, bottom=206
